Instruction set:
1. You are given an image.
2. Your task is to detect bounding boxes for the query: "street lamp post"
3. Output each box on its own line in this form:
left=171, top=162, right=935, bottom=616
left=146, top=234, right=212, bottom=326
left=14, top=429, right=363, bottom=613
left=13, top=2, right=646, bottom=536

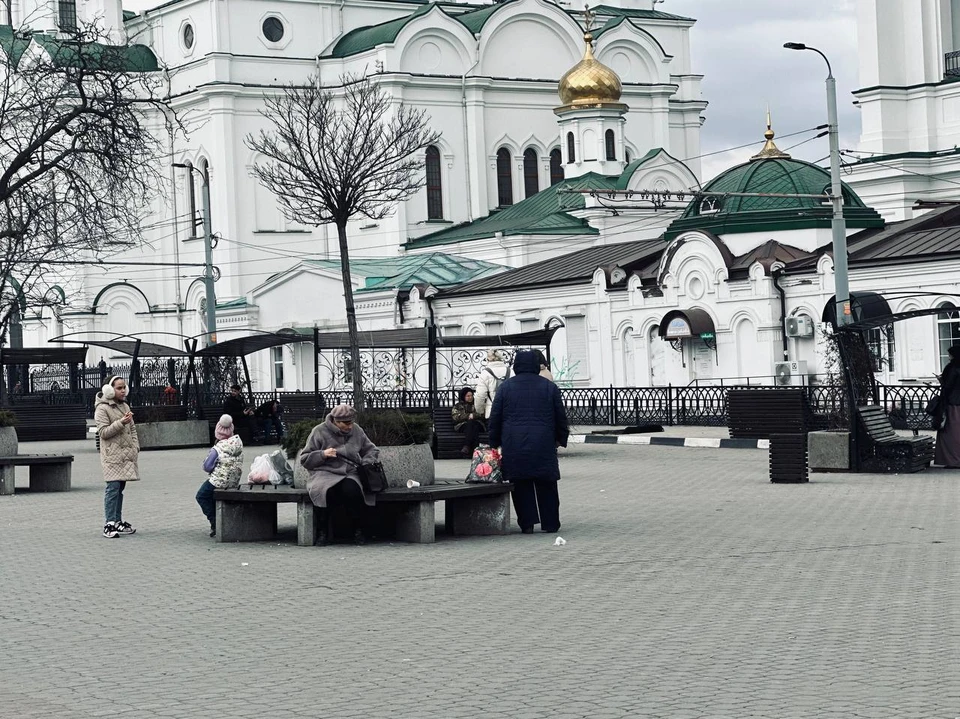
left=784, top=42, right=851, bottom=326
left=173, top=162, right=218, bottom=345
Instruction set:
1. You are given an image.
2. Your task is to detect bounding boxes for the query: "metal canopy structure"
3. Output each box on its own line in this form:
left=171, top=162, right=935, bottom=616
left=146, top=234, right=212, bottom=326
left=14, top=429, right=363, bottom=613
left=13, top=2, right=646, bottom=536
left=306, top=322, right=563, bottom=412
left=0, top=346, right=89, bottom=405
left=193, top=330, right=309, bottom=358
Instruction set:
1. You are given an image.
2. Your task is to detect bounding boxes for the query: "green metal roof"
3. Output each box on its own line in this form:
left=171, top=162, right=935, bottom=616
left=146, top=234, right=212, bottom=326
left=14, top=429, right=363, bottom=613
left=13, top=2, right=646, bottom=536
left=0, top=25, right=31, bottom=66
left=328, top=1, right=519, bottom=58
left=591, top=5, right=694, bottom=21
left=408, top=173, right=618, bottom=249
left=330, top=4, right=441, bottom=58
left=302, top=253, right=505, bottom=292
left=31, top=34, right=159, bottom=72
left=665, top=157, right=884, bottom=240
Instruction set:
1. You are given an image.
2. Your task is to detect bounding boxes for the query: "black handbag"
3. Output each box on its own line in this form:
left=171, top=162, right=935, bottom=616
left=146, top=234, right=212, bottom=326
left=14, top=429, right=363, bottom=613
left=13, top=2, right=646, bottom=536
left=357, top=461, right=388, bottom=493
left=925, top=394, right=942, bottom=417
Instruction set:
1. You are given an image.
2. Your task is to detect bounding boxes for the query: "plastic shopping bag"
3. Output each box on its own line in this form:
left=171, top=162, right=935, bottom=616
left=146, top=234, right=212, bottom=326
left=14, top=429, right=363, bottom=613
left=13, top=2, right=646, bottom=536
left=247, top=454, right=273, bottom=485
left=465, top=444, right=504, bottom=484
left=268, top=450, right=294, bottom=486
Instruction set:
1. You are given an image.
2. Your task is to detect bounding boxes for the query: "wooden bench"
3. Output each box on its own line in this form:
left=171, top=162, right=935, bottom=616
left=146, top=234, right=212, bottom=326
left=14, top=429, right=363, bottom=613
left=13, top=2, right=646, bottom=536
left=728, top=389, right=827, bottom=439
left=432, top=407, right=488, bottom=459
left=856, top=405, right=935, bottom=473
left=1, top=404, right=87, bottom=442
left=0, top=454, right=74, bottom=495
left=214, top=480, right=512, bottom=545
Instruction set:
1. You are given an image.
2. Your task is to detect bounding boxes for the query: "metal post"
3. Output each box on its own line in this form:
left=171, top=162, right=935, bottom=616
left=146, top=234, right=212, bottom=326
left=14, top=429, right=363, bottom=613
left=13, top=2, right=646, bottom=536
left=784, top=43, right=850, bottom=326
left=825, top=72, right=850, bottom=326
left=200, top=167, right=218, bottom=345
left=313, top=327, right=320, bottom=417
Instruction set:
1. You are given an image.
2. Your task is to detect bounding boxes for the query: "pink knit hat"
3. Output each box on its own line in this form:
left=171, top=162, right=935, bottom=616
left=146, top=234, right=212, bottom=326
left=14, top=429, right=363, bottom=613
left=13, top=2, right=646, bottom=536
left=215, top=414, right=234, bottom=440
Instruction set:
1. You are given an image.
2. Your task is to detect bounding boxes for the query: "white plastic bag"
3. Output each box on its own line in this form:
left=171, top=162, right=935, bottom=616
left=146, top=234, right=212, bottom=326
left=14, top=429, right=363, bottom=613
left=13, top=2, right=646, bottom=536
left=247, top=454, right=273, bottom=485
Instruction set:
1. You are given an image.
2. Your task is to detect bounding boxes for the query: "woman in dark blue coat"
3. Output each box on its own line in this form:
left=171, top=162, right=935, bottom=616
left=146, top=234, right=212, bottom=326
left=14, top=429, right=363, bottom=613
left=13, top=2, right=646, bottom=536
left=488, top=349, right=569, bottom=533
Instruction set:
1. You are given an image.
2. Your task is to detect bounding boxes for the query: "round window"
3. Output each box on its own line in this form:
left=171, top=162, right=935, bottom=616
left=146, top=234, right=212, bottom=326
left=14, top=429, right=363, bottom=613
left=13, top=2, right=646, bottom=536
left=262, top=17, right=284, bottom=43
left=182, top=23, right=195, bottom=50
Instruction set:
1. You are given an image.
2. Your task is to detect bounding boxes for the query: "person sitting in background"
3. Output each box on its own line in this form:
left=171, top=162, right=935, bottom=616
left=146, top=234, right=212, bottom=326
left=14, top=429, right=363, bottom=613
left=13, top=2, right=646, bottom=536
left=452, top=386, right=484, bottom=458
left=535, top=350, right=555, bottom=382
left=222, top=384, right=254, bottom=438
left=255, top=399, right=284, bottom=443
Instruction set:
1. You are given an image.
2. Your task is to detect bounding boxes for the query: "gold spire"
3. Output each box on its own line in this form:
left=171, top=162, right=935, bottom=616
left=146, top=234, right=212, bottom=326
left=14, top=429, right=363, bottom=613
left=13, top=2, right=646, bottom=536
left=557, top=22, right=623, bottom=108
left=750, top=108, right=791, bottom=161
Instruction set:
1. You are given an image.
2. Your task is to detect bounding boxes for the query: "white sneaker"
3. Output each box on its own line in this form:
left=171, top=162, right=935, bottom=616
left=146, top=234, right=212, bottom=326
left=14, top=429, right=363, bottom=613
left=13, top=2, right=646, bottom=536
left=102, top=523, right=119, bottom=539
left=115, top=521, right=136, bottom=536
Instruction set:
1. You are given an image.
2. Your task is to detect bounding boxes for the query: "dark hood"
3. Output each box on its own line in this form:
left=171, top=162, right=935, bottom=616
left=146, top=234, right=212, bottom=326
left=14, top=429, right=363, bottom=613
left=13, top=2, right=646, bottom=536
left=512, top=349, right=540, bottom=375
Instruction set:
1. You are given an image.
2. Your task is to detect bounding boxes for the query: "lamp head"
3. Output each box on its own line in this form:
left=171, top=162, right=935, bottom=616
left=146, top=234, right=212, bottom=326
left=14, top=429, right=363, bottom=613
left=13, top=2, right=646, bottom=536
left=783, top=42, right=807, bottom=50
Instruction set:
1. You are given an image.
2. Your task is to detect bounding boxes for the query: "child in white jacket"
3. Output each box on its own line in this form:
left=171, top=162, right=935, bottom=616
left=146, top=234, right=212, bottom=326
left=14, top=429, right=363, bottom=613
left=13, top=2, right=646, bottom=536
left=195, top=415, right=244, bottom=537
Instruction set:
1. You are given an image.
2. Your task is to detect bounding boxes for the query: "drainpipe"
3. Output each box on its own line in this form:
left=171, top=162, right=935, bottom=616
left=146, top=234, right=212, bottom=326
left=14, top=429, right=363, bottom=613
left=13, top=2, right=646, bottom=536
left=773, top=268, right=789, bottom=361
left=461, top=41, right=481, bottom=222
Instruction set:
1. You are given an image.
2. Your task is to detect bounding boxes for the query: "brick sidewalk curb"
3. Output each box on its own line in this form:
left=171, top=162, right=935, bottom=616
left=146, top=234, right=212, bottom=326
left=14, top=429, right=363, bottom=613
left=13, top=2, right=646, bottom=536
left=569, top=434, right=769, bottom=450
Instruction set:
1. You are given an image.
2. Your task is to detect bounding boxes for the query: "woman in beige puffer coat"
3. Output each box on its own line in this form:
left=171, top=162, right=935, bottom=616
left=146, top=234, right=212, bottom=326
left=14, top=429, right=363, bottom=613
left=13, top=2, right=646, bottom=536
left=95, top=376, right=140, bottom=538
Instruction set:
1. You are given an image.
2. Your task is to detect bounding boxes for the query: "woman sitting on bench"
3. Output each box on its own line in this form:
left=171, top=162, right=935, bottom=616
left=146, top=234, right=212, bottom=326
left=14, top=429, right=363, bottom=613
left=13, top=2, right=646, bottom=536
left=299, top=404, right=379, bottom=545
left=452, top=386, right=484, bottom=458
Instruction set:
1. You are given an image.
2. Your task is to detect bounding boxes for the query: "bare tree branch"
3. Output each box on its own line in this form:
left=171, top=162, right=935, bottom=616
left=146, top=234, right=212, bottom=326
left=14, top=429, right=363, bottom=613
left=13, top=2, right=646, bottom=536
left=0, top=22, right=175, bottom=347
left=246, top=74, right=440, bottom=408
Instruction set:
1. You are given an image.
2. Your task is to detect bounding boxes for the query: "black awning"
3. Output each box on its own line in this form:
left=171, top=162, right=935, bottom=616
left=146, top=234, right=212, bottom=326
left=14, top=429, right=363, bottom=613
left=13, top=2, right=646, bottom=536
left=194, top=331, right=311, bottom=358
left=0, top=347, right=89, bottom=365
left=437, top=326, right=559, bottom=349
left=822, top=291, right=892, bottom=329
left=50, top=332, right=191, bottom=357
left=312, top=328, right=431, bottom=351
left=658, top=309, right=716, bottom=340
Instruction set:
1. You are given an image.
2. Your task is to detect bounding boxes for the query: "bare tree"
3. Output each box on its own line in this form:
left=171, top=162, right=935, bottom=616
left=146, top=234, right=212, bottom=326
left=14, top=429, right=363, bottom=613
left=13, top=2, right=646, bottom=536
left=0, top=23, right=173, bottom=346
left=246, top=74, right=440, bottom=409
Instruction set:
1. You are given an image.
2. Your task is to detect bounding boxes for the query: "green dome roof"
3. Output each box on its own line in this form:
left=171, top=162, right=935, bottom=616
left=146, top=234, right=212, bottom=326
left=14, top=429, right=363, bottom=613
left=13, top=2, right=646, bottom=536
left=665, top=156, right=883, bottom=240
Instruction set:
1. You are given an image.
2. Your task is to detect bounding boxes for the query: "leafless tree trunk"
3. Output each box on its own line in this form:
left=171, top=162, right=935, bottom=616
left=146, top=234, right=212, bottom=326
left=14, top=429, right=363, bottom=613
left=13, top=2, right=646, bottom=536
left=0, top=23, right=174, bottom=346
left=246, top=74, right=440, bottom=409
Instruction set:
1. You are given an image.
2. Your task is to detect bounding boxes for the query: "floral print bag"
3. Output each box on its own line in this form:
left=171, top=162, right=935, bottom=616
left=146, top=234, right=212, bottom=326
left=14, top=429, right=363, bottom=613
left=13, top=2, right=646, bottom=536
left=465, top=444, right=504, bottom=484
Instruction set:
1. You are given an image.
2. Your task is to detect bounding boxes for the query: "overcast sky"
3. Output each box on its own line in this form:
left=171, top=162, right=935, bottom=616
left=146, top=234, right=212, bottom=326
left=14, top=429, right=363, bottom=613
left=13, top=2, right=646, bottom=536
left=668, top=0, right=860, bottom=180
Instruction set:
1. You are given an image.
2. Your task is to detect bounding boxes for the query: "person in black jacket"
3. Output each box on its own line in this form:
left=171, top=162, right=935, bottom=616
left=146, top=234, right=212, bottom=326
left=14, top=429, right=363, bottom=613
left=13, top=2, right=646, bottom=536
left=488, top=349, right=569, bottom=534
left=255, top=399, right=285, bottom=443
left=222, top=385, right=254, bottom=436
left=935, top=344, right=960, bottom=468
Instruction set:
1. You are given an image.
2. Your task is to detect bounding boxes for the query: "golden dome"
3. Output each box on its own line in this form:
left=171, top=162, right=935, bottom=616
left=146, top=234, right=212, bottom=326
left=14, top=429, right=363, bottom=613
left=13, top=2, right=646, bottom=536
left=558, top=32, right=622, bottom=107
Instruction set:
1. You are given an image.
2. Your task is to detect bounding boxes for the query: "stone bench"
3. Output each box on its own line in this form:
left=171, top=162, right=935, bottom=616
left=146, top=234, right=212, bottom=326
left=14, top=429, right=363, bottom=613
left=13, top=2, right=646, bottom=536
left=214, top=480, right=513, bottom=545
left=0, top=454, right=74, bottom=495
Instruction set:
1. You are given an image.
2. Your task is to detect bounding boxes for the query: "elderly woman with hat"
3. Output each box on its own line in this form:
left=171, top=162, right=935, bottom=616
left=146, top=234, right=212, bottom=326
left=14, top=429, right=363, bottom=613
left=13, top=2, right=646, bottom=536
left=299, top=404, right=380, bottom=544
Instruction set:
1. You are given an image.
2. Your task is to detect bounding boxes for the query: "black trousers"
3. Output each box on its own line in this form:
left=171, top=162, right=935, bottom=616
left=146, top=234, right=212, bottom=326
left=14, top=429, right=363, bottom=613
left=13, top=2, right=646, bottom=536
left=327, top=478, right=366, bottom=529
left=456, top=419, right=484, bottom=452
left=511, top=479, right=560, bottom=531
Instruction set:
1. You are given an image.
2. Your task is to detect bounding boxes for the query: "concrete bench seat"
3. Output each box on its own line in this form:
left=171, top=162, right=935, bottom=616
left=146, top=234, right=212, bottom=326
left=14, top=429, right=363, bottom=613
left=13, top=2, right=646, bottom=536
left=0, top=454, right=74, bottom=495
left=214, top=480, right=512, bottom=545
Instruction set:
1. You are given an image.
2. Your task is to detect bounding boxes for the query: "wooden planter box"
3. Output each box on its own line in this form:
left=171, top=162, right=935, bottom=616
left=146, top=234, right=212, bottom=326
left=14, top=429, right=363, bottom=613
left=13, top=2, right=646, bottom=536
left=808, top=430, right=850, bottom=472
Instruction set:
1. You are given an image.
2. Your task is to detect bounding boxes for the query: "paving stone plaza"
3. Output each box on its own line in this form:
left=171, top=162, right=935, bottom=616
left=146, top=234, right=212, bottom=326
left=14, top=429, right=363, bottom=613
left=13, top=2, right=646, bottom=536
left=1, top=437, right=958, bottom=718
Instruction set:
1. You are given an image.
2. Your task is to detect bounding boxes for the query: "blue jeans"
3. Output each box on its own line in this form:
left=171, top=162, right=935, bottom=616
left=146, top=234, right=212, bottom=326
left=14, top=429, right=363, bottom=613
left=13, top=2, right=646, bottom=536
left=196, top=480, right=216, bottom=526
left=259, top=416, right=284, bottom=442
left=104, top=481, right=126, bottom=524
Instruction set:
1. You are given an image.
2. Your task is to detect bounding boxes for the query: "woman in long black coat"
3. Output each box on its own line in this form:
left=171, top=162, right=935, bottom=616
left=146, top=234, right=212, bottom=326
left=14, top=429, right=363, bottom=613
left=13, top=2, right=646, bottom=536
left=488, top=349, right=569, bottom=533
left=935, top=344, right=960, bottom=468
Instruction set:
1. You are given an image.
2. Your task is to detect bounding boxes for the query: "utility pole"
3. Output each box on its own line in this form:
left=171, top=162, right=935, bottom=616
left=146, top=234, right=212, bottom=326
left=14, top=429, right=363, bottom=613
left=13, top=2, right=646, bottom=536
left=173, top=162, right=217, bottom=345
left=200, top=165, right=217, bottom=345
left=784, top=42, right=851, bottom=326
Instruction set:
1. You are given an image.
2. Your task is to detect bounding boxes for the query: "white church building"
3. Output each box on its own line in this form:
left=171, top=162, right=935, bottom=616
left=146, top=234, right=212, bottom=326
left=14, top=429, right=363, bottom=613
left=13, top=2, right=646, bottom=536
left=7, top=0, right=960, bottom=393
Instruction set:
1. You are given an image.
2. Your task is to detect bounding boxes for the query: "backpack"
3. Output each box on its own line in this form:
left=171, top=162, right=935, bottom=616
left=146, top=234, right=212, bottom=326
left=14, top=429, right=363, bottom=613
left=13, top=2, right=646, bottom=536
left=485, top=366, right=511, bottom=392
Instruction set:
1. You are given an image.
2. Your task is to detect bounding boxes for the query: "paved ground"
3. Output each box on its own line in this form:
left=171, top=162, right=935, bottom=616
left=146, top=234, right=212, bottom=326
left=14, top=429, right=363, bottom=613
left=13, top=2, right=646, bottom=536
left=1, top=438, right=958, bottom=718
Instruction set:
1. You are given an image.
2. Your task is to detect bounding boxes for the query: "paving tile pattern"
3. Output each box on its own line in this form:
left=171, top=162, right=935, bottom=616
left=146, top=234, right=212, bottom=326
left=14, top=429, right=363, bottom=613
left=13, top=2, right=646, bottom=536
left=1, top=439, right=958, bottom=718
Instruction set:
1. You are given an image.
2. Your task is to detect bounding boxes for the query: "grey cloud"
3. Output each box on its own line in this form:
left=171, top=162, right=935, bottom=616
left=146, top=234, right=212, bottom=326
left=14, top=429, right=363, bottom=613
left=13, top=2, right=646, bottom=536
left=667, top=0, right=859, bottom=180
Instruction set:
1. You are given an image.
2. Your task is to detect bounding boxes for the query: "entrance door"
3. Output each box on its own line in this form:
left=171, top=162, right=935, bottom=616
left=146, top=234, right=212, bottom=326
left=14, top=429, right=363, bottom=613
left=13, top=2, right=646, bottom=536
left=648, top=325, right=664, bottom=386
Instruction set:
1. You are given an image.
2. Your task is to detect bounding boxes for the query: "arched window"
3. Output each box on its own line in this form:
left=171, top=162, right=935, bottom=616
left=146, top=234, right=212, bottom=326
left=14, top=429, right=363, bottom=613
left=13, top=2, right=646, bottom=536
left=549, top=149, right=564, bottom=185
left=938, top=302, right=960, bottom=370
left=496, top=148, right=513, bottom=207
left=605, top=129, right=616, bottom=161
left=566, top=132, right=576, bottom=164
left=523, top=148, right=539, bottom=199
left=425, top=145, right=443, bottom=220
